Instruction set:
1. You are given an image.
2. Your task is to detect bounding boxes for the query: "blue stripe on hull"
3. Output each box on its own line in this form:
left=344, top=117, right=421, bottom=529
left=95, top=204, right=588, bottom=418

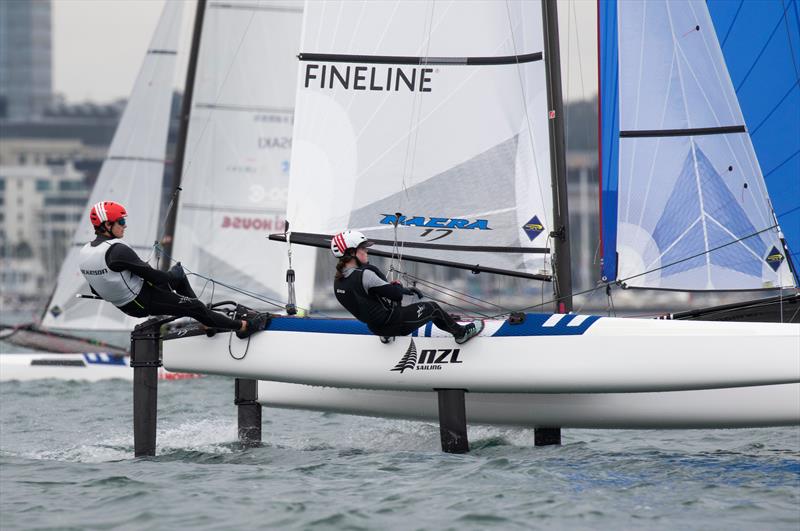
left=266, top=314, right=600, bottom=337
left=493, top=314, right=600, bottom=336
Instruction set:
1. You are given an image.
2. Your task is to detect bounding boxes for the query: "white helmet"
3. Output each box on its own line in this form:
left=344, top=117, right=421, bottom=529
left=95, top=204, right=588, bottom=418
left=331, top=230, right=372, bottom=258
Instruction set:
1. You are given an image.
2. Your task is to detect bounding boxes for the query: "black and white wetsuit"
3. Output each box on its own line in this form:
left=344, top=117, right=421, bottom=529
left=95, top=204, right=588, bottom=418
left=79, top=236, right=241, bottom=330
left=333, top=264, right=465, bottom=338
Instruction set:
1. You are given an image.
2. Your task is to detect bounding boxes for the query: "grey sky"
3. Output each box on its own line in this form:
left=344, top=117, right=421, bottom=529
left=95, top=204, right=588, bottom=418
left=52, top=0, right=597, bottom=104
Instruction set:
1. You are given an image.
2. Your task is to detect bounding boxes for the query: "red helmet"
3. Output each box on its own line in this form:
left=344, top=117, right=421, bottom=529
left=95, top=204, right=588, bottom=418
left=90, top=201, right=127, bottom=227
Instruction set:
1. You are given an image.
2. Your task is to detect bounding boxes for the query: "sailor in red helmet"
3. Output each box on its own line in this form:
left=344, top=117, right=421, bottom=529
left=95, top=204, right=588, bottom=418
left=331, top=230, right=483, bottom=344
left=79, top=201, right=268, bottom=338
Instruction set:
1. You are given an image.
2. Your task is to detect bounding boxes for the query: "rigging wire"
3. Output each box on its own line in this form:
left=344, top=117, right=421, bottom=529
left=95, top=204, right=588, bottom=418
left=152, top=243, right=326, bottom=316
left=490, top=222, right=789, bottom=318
left=393, top=268, right=503, bottom=313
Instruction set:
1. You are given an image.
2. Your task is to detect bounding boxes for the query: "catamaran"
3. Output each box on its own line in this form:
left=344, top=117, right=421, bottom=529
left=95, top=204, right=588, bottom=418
left=161, top=0, right=799, bottom=430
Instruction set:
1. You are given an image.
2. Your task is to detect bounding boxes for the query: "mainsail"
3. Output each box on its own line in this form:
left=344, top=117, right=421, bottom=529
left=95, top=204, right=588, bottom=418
left=285, top=0, right=554, bottom=280
left=600, top=0, right=797, bottom=291
left=41, top=1, right=184, bottom=331
left=171, top=0, right=313, bottom=309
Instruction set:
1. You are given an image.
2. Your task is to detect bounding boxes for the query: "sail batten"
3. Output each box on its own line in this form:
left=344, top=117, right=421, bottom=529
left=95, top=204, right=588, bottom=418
left=298, top=51, right=543, bottom=65
left=620, top=125, right=746, bottom=138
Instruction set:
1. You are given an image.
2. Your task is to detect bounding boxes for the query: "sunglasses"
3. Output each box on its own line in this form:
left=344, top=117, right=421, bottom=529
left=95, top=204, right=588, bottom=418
left=116, top=218, right=126, bottom=226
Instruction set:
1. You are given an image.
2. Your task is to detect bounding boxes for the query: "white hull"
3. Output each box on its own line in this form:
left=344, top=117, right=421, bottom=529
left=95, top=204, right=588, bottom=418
left=162, top=314, right=800, bottom=393
left=257, top=381, right=800, bottom=429
left=0, top=353, right=199, bottom=382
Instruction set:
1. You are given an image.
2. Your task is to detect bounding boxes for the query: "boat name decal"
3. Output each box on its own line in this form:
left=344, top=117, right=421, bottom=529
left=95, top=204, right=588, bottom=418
left=390, top=339, right=462, bottom=373
left=379, top=214, right=490, bottom=230
left=221, top=215, right=284, bottom=231
left=304, top=64, right=433, bottom=92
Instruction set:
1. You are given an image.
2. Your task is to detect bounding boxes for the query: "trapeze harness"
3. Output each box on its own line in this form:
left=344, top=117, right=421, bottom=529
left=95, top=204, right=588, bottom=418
left=334, top=265, right=465, bottom=338
left=79, top=239, right=143, bottom=306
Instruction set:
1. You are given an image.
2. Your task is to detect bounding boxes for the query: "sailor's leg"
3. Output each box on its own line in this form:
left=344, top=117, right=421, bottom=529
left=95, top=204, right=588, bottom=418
left=422, top=302, right=466, bottom=337
left=145, top=287, right=241, bottom=329
left=374, top=302, right=465, bottom=338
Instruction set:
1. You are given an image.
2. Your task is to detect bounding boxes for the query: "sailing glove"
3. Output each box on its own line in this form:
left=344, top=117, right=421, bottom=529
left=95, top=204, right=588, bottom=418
left=403, top=287, right=424, bottom=299
left=167, top=262, right=186, bottom=282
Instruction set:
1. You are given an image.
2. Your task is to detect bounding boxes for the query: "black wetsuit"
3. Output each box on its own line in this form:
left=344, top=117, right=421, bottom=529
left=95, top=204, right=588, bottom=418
left=334, top=264, right=465, bottom=338
left=90, top=236, right=241, bottom=329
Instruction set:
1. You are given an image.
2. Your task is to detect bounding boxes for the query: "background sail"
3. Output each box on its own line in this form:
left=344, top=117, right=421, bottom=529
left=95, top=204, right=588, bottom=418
left=601, top=0, right=795, bottom=291
left=41, top=2, right=183, bottom=331
left=171, top=0, right=313, bottom=311
left=707, top=0, right=800, bottom=286
left=286, top=0, right=553, bottom=279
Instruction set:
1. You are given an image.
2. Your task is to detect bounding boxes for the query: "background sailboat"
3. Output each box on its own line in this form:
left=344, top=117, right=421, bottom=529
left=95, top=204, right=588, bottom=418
left=1, top=0, right=307, bottom=380
left=0, top=1, right=183, bottom=380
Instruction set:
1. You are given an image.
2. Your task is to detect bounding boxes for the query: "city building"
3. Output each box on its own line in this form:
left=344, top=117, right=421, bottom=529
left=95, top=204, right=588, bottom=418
left=0, top=0, right=52, bottom=119
left=0, top=163, right=88, bottom=300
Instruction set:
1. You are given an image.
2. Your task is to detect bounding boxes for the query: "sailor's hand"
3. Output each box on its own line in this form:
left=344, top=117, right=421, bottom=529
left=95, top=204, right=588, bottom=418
left=403, top=287, right=423, bottom=299
left=167, top=262, right=186, bottom=281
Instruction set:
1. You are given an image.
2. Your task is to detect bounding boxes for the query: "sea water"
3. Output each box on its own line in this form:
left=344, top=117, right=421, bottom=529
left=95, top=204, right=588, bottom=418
left=1, top=376, right=798, bottom=530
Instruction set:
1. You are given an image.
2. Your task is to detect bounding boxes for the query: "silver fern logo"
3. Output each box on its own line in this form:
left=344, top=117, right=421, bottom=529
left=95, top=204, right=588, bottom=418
left=390, top=339, right=464, bottom=373
left=390, top=339, right=418, bottom=373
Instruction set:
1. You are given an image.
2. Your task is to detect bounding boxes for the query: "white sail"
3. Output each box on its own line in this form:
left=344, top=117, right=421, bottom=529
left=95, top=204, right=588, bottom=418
left=286, top=0, right=553, bottom=278
left=613, top=0, right=794, bottom=290
left=171, top=0, right=312, bottom=310
left=41, top=2, right=184, bottom=331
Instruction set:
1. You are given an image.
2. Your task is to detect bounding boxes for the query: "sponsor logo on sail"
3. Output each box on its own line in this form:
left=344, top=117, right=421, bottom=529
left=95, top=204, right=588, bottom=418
left=258, top=137, right=291, bottom=150
left=390, top=339, right=463, bottom=373
left=379, top=214, right=490, bottom=230
left=522, top=215, right=545, bottom=241
left=765, top=246, right=785, bottom=272
left=221, top=215, right=284, bottom=231
left=305, top=64, right=434, bottom=92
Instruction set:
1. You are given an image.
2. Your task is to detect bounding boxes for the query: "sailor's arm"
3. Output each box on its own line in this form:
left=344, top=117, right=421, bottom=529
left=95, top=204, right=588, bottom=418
left=362, top=269, right=404, bottom=301
left=105, top=243, right=172, bottom=285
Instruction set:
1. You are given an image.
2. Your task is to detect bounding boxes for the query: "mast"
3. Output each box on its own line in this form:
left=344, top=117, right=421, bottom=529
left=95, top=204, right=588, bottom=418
left=542, top=0, right=573, bottom=313
left=160, top=0, right=207, bottom=270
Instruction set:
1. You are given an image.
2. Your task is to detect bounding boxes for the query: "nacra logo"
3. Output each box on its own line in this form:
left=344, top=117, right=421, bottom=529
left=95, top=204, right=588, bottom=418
left=379, top=214, right=490, bottom=230
left=390, top=339, right=463, bottom=373
left=305, top=64, right=433, bottom=92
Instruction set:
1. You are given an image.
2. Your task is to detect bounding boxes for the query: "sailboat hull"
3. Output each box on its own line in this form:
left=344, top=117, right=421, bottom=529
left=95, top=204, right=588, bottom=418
left=162, top=313, right=800, bottom=393
left=0, top=353, right=199, bottom=382
left=257, top=381, right=800, bottom=429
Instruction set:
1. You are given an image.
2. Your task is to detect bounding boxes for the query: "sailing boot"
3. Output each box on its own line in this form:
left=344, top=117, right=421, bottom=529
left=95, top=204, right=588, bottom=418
left=236, top=312, right=272, bottom=339
left=455, top=320, right=485, bottom=345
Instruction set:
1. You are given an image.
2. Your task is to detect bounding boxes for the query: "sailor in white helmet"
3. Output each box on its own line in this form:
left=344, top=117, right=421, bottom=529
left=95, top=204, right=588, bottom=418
left=331, top=230, right=483, bottom=344
left=79, top=201, right=269, bottom=338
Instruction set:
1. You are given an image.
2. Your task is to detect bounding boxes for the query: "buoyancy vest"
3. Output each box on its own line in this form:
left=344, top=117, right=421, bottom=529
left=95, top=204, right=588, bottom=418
left=79, top=240, right=143, bottom=306
left=334, top=268, right=393, bottom=326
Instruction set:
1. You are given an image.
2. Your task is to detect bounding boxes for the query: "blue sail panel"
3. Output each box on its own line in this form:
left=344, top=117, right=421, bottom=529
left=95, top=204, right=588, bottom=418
left=708, top=0, right=800, bottom=285
left=599, top=0, right=620, bottom=282
left=606, top=0, right=795, bottom=290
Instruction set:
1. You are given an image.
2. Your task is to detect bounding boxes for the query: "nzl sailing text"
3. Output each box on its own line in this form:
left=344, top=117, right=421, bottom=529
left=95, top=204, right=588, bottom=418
left=304, top=64, right=433, bottom=92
